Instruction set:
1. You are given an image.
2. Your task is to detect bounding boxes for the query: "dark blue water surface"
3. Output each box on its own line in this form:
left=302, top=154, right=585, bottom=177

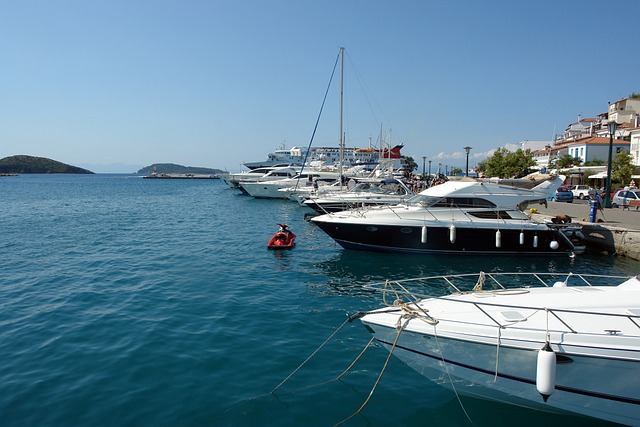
left=1, top=175, right=636, bottom=426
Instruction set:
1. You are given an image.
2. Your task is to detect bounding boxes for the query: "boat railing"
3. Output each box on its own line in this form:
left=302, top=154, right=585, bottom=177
left=363, top=272, right=640, bottom=335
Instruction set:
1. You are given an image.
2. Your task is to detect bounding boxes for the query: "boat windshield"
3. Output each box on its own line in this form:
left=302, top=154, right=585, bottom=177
left=406, top=194, right=496, bottom=208
left=352, top=181, right=406, bottom=194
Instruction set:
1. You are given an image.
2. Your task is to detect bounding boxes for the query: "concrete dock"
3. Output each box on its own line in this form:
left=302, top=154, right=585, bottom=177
left=530, top=200, right=640, bottom=261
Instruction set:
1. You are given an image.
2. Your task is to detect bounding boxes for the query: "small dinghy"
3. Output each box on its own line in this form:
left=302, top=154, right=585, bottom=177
left=267, top=224, right=296, bottom=249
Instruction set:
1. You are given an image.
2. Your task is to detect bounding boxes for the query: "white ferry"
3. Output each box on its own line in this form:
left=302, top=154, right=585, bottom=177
left=243, top=144, right=406, bottom=170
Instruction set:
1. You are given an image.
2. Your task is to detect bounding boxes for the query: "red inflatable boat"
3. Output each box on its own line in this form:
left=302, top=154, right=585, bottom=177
left=267, top=224, right=296, bottom=249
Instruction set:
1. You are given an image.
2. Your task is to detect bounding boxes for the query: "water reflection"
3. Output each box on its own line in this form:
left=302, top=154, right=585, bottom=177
left=313, top=249, right=636, bottom=297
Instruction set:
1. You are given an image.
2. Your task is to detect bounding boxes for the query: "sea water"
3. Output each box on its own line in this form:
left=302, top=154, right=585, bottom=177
left=0, top=174, right=635, bottom=427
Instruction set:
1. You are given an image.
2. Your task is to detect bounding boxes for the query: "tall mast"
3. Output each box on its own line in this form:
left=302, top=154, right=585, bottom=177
left=339, top=47, right=344, bottom=185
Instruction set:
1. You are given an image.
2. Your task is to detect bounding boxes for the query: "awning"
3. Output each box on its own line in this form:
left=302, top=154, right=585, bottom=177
left=589, top=172, right=607, bottom=179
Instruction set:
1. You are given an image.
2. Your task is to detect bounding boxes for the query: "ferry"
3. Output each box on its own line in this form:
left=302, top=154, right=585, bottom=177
left=243, top=143, right=406, bottom=170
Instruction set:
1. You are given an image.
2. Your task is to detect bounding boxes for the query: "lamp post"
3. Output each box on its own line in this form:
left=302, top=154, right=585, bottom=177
left=422, top=156, right=426, bottom=185
left=603, top=120, right=617, bottom=208
left=463, top=146, right=472, bottom=177
left=427, top=160, right=432, bottom=187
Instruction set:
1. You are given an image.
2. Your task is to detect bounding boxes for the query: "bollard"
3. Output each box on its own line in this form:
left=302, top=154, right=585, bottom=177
left=589, top=199, right=598, bottom=223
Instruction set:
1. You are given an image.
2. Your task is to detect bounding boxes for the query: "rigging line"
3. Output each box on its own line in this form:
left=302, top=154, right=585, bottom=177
left=335, top=316, right=411, bottom=427
left=433, top=328, right=475, bottom=425
left=344, top=50, right=396, bottom=139
left=275, top=335, right=377, bottom=400
left=336, top=335, right=376, bottom=381
left=294, top=49, right=341, bottom=191
left=271, top=315, right=350, bottom=395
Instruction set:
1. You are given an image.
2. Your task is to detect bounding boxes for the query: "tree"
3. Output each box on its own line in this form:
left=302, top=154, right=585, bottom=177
left=612, top=151, right=635, bottom=186
left=557, top=154, right=582, bottom=168
left=476, top=148, right=536, bottom=178
left=403, top=155, right=418, bottom=171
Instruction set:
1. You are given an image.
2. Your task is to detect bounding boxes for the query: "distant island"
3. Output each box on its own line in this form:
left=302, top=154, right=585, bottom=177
left=0, top=155, right=94, bottom=174
left=138, top=163, right=225, bottom=175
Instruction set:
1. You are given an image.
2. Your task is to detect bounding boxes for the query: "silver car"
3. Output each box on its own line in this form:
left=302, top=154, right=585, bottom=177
left=612, top=189, right=640, bottom=209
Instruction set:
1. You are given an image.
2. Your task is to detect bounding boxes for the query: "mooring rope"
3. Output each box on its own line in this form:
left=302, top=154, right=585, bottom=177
left=335, top=315, right=413, bottom=426
left=271, top=316, right=351, bottom=394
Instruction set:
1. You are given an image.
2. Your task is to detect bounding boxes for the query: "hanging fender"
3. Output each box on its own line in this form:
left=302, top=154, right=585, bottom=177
left=536, top=341, right=556, bottom=402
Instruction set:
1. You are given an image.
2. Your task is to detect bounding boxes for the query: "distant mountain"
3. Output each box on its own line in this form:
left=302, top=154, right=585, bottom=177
left=78, top=163, right=144, bottom=174
left=0, top=155, right=94, bottom=174
left=138, top=163, right=224, bottom=175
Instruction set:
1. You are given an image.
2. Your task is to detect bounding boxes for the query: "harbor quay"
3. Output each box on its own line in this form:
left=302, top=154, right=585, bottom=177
left=531, top=200, right=640, bottom=260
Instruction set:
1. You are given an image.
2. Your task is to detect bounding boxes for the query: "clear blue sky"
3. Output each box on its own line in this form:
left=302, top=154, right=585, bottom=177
left=2, top=0, right=638, bottom=172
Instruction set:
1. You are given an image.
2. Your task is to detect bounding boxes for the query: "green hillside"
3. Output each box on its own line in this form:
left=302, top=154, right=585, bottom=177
left=0, top=155, right=94, bottom=174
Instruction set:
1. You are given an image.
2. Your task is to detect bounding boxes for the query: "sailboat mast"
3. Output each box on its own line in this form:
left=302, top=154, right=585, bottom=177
left=339, top=47, right=344, bottom=185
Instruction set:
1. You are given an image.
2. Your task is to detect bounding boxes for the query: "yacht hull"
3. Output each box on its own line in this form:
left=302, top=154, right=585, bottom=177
left=313, top=221, right=583, bottom=255
left=364, top=322, right=640, bottom=425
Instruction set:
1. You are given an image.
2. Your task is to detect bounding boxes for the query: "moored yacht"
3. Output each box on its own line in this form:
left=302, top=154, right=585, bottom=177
left=219, top=166, right=300, bottom=190
left=311, top=177, right=585, bottom=256
left=240, top=170, right=342, bottom=199
left=357, top=272, right=640, bottom=426
left=303, top=178, right=414, bottom=213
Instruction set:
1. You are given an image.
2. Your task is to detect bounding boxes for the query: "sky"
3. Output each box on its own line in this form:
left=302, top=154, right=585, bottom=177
left=1, top=0, right=639, bottom=173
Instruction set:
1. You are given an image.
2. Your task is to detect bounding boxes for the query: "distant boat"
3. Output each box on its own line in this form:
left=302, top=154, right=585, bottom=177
left=243, top=144, right=405, bottom=171
left=303, top=178, right=414, bottom=213
left=240, top=170, right=342, bottom=199
left=143, top=173, right=218, bottom=179
left=219, top=166, right=300, bottom=190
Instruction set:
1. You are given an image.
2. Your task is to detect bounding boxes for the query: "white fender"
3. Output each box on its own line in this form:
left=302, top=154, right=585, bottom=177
left=536, top=342, right=556, bottom=402
left=519, top=232, right=525, bottom=245
left=550, top=240, right=559, bottom=250
left=495, top=230, right=502, bottom=248
left=421, top=226, right=427, bottom=244
left=449, top=224, right=456, bottom=244
left=533, top=235, right=539, bottom=248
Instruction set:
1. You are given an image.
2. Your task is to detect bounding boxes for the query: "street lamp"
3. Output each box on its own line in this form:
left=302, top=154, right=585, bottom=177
left=463, top=146, right=472, bottom=177
left=603, top=120, right=617, bottom=208
left=427, top=160, right=432, bottom=187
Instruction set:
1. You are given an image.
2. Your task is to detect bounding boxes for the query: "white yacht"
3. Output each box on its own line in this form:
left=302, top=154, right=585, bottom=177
left=303, top=178, right=414, bottom=213
left=311, top=177, right=586, bottom=256
left=239, top=171, right=342, bottom=199
left=357, top=272, right=640, bottom=426
left=219, top=166, right=299, bottom=190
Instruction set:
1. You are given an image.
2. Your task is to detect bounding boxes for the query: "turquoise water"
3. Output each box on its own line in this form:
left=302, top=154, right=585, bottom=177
left=1, top=175, right=636, bottom=426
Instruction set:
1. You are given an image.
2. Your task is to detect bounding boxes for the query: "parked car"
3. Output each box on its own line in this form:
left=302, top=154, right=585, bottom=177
left=554, top=186, right=574, bottom=203
left=612, top=189, right=640, bottom=209
left=608, top=187, right=624, bottom=201
left=570, top=185, right=600, bottom=200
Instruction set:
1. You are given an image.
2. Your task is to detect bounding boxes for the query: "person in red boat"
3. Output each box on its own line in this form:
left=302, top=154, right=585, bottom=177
left=267, top=224, right=296, bottom=249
